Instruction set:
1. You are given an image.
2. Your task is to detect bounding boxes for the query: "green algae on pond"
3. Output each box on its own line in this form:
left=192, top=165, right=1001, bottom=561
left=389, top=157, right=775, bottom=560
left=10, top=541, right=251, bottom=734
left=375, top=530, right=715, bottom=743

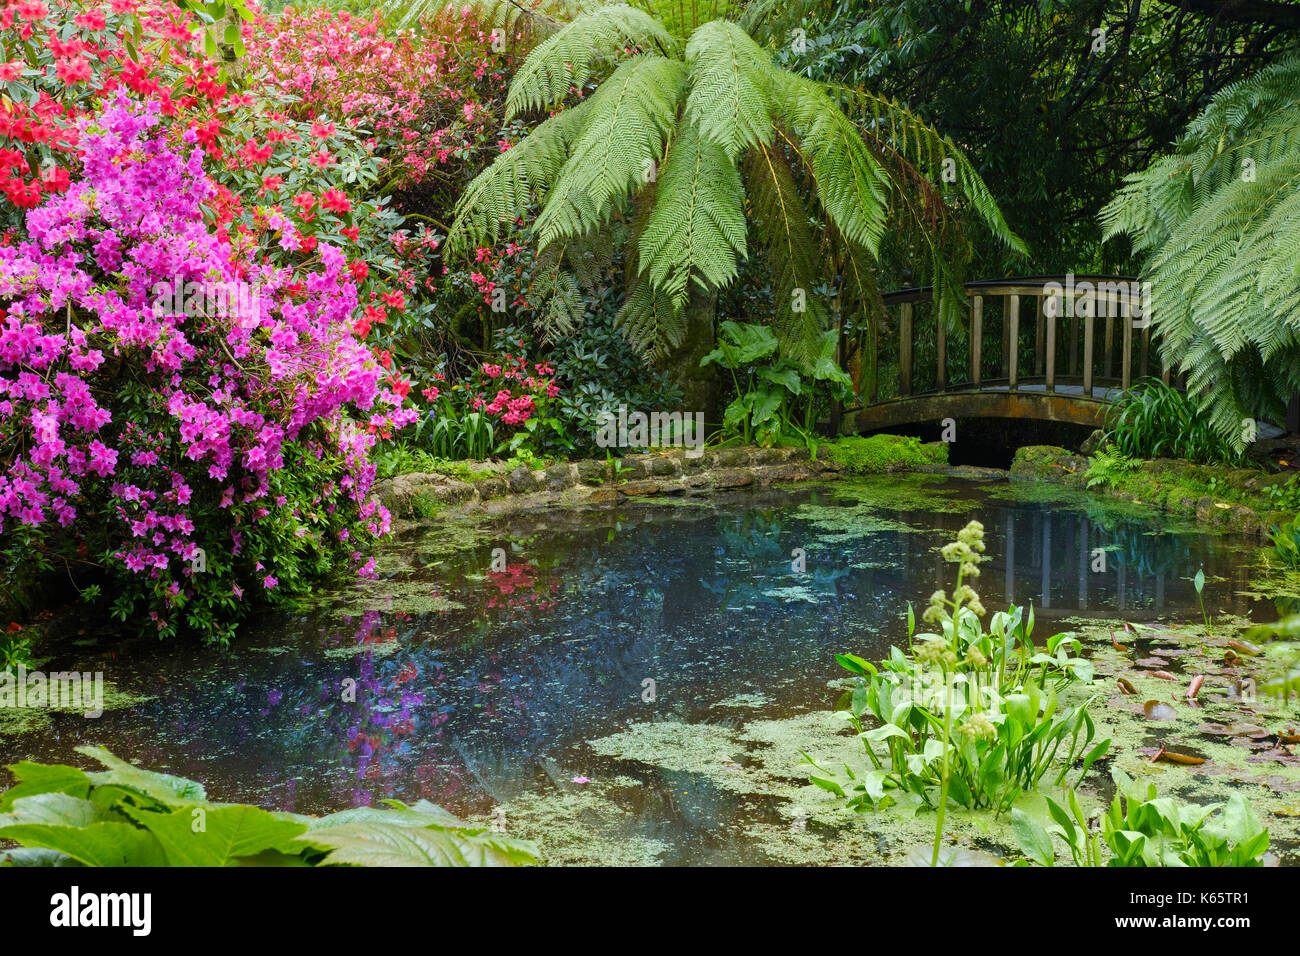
left=1, top=476, right=1293, bottom=864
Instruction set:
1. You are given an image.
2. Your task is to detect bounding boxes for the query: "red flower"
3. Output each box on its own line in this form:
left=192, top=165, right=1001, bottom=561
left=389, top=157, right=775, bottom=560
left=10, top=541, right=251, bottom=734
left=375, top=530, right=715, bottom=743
left=349, top=260, right=369, bottom=281
left=54, top=56, right=92, bottom=84
left=320, top=188, right=351, bottom=214
left=291, top=192, right=315, bottom=216
left=40, top=165, right=71, bottom=193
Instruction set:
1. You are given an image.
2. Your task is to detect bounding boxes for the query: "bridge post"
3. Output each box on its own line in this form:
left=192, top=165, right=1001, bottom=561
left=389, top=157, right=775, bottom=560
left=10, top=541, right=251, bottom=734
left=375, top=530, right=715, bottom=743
left=1083, top=300, right=1095, bottom=398
left=971, top=295, right=983, bottom=387
left=1122, top=311, right=1133, bottom=391
left=899, top=302, right=912, bottom=397
left=1103, top=292, right=1116, bottom=381
left=1007, top=294, right=1019, bottom=390
left=1034, top=295, right=1045, bottom=376
left=1045, top=304, right=1056, bottom=393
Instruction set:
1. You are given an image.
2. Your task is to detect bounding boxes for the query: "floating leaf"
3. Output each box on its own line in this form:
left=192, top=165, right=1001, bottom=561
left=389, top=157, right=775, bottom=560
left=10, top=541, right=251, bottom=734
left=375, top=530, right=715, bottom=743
left=1198, top=722, right=1268, bottom=738
left=1187, top=675, right=1204, bottom=700
left=1157, top=749, right=1207, bottom=766
left=1149, top=670, right=1177, bottom=681
left=1144, top=700, right=1177, bottom=721
left=1117, top=677, right=1137, bottom=695
left=1227, top=640, right=1262, bottom=656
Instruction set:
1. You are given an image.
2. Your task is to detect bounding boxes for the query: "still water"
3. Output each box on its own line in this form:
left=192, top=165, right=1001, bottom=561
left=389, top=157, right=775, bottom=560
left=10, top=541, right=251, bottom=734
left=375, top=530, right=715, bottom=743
left=0, top=475, right=1269, bottom=853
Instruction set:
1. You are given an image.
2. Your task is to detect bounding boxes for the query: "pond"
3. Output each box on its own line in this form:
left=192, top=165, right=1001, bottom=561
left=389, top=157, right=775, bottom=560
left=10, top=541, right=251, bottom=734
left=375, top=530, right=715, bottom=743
left=1, top=474, right=1287, bottom=865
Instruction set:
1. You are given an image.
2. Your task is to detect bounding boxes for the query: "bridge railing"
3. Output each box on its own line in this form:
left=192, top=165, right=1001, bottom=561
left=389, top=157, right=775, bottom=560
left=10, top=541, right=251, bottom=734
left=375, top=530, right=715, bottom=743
left=857, top=275, right=1172, bottom=406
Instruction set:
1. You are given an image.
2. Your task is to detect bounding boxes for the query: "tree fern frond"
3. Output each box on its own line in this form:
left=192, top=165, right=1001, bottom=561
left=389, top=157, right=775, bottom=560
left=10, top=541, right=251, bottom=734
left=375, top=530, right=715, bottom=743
left=534, top=54, right=686, bottom=249
left=683, top=20, right=775, bottom=160
left=447, top=104, right=588, bottom=253
left=505, top=4, right=679, bottom=119
left=637, top=121, right=748, bottom=312
left=770, top=72, right=890, bottom=255
left=742, top=139, right=826, bottom=364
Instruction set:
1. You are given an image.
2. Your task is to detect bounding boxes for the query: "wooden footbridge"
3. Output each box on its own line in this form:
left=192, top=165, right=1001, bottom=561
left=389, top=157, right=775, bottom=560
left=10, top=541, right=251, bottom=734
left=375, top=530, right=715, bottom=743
left=845, top=275, right=1170, bottom=432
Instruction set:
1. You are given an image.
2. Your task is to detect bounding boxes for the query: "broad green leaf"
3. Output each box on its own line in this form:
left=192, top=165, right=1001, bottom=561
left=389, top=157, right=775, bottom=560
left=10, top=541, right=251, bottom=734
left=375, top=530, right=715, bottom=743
left=0, top=822, right=166, bottom=867
left=301, top=822, right=538, bottom=867
left=75, top=746, right=206, bottom=805
left=123, top=804, right=308, bottom=866
left=1011, top=808, right=1055, bottom=866
left=0, top=762, right=91, bottom=811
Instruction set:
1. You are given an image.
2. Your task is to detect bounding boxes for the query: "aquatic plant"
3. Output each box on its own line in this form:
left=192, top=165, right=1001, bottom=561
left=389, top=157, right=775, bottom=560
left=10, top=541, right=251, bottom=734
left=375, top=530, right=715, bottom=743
left=809, top=522, right=1108, bottom=822
left=1013, top=769, right=1270, bottom=868
left=1100, top=379, right=1242, bottom=466
left=0, top=746, right=538, bottom=866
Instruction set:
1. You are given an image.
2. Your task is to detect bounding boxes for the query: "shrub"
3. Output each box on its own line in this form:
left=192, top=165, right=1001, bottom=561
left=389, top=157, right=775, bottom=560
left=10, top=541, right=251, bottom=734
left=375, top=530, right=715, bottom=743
left=0, top=99, right=412, bottom=643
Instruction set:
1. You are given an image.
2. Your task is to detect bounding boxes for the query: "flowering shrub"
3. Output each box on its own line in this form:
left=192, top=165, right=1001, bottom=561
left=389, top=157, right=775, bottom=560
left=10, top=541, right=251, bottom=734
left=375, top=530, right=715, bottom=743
left=0, top=0, right=235, bottom=224
left=244, top=6, right=511, bottom=190
left=0, top=99, right=412, bottom=642
left=420, top=333, right=568, bottom=459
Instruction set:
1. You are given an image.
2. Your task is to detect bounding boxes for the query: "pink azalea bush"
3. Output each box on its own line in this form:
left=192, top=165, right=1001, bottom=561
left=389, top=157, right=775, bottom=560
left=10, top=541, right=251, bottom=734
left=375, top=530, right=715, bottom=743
left=0, top=97, right=412, bottom=642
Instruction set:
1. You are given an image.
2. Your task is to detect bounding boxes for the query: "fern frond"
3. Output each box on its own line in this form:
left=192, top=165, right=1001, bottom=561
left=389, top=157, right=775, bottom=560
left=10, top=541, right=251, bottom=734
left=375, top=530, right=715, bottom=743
left=637, top=121, right=748, bottom=313
left=534, top=54, right=686, bottom=249
left=446, top=104, right=588, bottom=253
left=504, top=4, right=679, bottom=119
left=770, top=72, right=890, bottom=255
left=683, top=20, right=775, bottom=160
left=742, top=139, right=826, bottom=365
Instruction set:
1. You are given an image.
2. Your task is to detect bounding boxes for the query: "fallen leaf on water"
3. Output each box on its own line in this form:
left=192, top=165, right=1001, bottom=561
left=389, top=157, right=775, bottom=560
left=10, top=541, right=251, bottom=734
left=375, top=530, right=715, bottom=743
left=1198, top=722, right=1268, bottom=738
left=1280, top=729, right=1300, bottom=744
left=1187, top=675, right=1204, bottom=700
left=1227, top=640, right=1262, bottom=656
left=1144, top=700, right=1178, bottom=721
left=1149, top=744, right=1207, bottom=766
left=1111, top=631, right=1130, bottom=652
left=1149, top=670, right=1177, bottom=681
left=1117, top=677, right=1137, bottom=695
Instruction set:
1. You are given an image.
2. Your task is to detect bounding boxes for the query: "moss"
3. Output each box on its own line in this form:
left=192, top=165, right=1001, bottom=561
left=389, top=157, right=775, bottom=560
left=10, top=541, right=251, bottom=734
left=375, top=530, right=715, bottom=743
left=823, top=434, right=947, bottom=475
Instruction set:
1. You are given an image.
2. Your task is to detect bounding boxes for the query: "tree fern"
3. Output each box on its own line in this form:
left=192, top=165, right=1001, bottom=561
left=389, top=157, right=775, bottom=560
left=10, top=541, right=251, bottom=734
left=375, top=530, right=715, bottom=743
left=447, top=0, right=1021, bottom=379
left=1101, top=54, right=1300, bottom=450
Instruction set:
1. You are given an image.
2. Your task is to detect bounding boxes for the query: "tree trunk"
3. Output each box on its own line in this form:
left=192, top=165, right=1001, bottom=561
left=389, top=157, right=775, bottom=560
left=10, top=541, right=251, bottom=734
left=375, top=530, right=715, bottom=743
left=662, top=287, right=721, bottom=425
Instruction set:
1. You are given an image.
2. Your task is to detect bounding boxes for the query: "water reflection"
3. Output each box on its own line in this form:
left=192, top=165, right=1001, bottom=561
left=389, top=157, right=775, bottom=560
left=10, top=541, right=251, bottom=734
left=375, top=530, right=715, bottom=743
left=0, top=480, right=1268, bottom=820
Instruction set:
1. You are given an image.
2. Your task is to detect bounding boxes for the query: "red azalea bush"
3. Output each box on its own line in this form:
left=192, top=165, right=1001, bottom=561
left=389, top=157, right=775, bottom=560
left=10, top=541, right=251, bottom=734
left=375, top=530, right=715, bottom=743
left=243, top=6, right=512, bottom=190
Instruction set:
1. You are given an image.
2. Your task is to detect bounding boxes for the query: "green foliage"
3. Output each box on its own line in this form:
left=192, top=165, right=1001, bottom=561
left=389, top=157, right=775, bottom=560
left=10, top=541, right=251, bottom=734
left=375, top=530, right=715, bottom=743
left=701, top=320, right=851, bottom=446
left=447, top=2, right=1020, bottom=365
left=0, top=747, right=539, bottom=867
left=1102, top=770, right=1269, bottom=867
left=0, top=626, right=32, bottom=674
left=1103, top=379, right=1242, bottom=465
left=810, top=522, right=1107, bottom=818
left=1084, top=447, right=1142, bottom=490
left=822, top=434, right=945, bottom=474
left=1013, top=771, right=1270, bottom=868
left=1241, top=614, right=1300, bottom=700
left=1102, top=55, right=1300, bottom=453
